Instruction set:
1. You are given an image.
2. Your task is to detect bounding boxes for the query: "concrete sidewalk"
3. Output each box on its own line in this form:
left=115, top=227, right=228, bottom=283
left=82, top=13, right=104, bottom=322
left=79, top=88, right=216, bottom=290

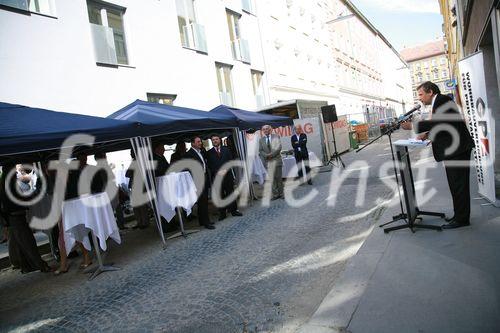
left=298, top=150, right=500, bottom=333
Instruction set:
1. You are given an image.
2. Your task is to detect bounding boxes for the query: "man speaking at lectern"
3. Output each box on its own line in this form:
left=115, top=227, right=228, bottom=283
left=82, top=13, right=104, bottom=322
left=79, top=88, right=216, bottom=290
left=402, top=81, right=474, bottom=229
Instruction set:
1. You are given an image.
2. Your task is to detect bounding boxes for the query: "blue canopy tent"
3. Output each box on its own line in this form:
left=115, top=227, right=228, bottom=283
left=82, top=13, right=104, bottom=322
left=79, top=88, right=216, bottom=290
left=0, top=101, right=174, bottom=247
left=108, top=100, right=238, bottom=137
left=109, top=100, right=257, bottom=239
left=0, top=102, right=144, bottom=162
left=209, top=104, right=293, bottom=130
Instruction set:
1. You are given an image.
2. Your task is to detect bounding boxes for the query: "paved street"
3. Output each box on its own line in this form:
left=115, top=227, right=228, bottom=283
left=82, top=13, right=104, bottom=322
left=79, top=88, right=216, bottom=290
left=0, top=133, right=403, bottom=333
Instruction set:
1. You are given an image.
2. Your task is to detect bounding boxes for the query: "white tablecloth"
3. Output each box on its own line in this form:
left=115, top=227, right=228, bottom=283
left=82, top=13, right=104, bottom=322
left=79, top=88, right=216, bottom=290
left=251, top=156, right=267, bottom=185
left=156, top=172, right=198, bottom=222
left=62, top=192, right=121, bottom=254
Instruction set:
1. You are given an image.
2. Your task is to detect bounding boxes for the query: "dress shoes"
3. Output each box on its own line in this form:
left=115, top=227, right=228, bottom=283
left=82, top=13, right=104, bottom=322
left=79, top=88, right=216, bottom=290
left=442, top=221, right=470, bottom=229
left=445, top=216, right=455, bottom=222
left=218, top=214, right=227, bottom=221
left=203, top=224, right=215, bottom=230
left=231, top=210, right=243, bottom=217
left=307, top=180, right=313, bottom=185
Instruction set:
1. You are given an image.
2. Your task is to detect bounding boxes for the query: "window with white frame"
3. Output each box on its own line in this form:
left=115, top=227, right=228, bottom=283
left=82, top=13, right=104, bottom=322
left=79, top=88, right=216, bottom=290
left=433, top=70, right=439, bottom=79
left=241, top=0, right=254, bottom=14
left=176, top=0, right=207, bottom=53
left=431, top=59, right=437, bottom=67
left=1, top=0, right=55, bottom=15
left=147, top=93, right=177, bottom=105
left=216, top=63, right=234, bottom=106
left=251, top=70, right=264, bottom=108
left=442, top=69, right=448, bottom=78
left=87, top=1, right=128, bottom=65
left=227, top=9, right=250, bottom=63
left=440, top=57, right=447, bottom=65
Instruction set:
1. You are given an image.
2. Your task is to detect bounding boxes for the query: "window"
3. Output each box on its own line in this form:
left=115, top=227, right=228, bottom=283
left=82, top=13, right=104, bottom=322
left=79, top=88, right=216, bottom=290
left=442, top=70, right=448, bottom=78
left=147, top=93, right=177, bottom=105
left=431, top=59, right=437, bottom=67
left=87, top=1, right=128, bottom=65
left=227, top=10, right=250, bottom=63
left=241, top=0, right=254, bottom=14
left=176, top=0, right=207, bottom=53
left=426, top=73, right=431, bottom=80
left=433, top=70, right=439, bottom=79
left=1, top=0, right=55, bottom=15
left=0, top=0, right=28, bottom=11
left=423, top=61, right=428, bottom=69
left=440, top=57, right=447, bottom=65
left=216, top=63, right=234, bottom=106
left=251, top=70, right=264, bottom=108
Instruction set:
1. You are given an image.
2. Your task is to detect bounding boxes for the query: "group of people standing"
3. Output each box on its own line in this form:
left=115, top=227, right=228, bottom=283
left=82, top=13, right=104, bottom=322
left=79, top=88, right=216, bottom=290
left=126, top=134, right=243, bottom=231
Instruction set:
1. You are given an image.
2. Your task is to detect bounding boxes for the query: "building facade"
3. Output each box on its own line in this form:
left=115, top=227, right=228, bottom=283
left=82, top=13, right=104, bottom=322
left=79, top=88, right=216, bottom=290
left=0, top=0, right=412, bottom=122
left=328, top=0, right=413, bottom=120
left=0, top=0, right=267, bottom=116
left=439, top=0, right=500, bottom=202
left=256, top=0, right=339, bottom=106
left=400, top=39, right=454, bottom=104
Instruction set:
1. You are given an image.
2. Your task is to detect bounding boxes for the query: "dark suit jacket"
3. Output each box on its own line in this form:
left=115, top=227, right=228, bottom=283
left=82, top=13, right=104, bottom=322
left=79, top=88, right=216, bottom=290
left=153, top=153, right=169, bottom=178
left=183, top=148, right=208, bottom=175
left=291, top=133, right=309, bottom=160
left=416, top=94, right=474, bottom=162
left=206, top=146, right=234, bottom=181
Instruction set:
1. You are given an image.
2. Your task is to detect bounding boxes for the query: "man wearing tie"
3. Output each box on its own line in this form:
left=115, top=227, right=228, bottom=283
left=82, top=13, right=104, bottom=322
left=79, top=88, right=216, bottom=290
left=258, top=125, right=284, bottom=200
left=291, top=125, right=312, bottom=185
left=403, top=81, right=474, bottom=229
left=184, top=136, right=215, bottom=229
left=206, top=134, right=243, bottom=221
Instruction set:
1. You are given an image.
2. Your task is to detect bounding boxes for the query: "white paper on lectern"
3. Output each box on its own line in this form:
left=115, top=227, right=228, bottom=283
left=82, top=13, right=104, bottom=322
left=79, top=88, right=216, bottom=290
left=393, top=139, right=430, bottom=149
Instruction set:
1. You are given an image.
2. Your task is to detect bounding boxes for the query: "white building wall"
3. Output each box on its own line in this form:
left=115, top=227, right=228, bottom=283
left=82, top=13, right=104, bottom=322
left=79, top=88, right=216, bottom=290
left=256, top=0, right=339, bottom=106
left=0, top=0, right=266, bottom=116
left=327, top=0, right=412, bottom=119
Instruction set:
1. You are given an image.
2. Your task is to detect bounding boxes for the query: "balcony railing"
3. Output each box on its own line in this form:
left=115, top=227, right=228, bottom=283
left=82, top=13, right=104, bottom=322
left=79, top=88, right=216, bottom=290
left=90, top=23, right=118, bottom=65
left=219, top=91, right=234, bottom=106
left=182, top=23, right=208, bottom=53
left=231, top=38, right=251, bottom=63
left=255, top=94, right=265, bottom=108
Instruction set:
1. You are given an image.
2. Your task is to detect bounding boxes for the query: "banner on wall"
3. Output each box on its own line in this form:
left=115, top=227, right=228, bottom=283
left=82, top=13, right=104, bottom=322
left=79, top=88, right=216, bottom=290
left=245, top=117, right=324, bottom=163
left=458, top=51, right=498, bottom=205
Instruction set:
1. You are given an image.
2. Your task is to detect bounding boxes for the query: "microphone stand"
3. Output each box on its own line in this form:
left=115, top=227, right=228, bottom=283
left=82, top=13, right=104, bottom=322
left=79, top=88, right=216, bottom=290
left=357, top=112, right=444, bottom=232
left=357, top=116, right=408, bottom=227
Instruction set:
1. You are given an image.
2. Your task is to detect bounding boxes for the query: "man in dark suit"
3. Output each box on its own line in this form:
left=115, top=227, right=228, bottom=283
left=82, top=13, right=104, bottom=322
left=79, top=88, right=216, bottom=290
left=152, top=143, right=169, bottom=178
left=206, top=134, right=243, bottom=221
left=411, top=81, right=475, bottom=229
left=183, top=136, right=215, bottom=229
left=291, top=125, right=312, bottom=185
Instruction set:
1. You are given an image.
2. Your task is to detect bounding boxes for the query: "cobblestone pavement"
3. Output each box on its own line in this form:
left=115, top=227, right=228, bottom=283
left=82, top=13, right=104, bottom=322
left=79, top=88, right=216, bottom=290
left=0, top=133, right=404, bottom=333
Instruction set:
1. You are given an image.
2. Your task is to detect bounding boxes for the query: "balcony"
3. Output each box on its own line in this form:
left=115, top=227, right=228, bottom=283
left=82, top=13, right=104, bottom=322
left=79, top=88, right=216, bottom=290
left=181, top=23, right=208, bottom=53
left=255, top=94, right=265, bottom=108
left=219, top=91, right=234, bottom=106
left=231, top=38, right=251, bottom=63
left=90, top=23, right=118, bottom=65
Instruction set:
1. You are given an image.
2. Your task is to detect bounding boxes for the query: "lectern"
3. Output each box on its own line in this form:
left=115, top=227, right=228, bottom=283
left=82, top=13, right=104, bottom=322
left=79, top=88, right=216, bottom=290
left=383, top=139, right=445, bottom=233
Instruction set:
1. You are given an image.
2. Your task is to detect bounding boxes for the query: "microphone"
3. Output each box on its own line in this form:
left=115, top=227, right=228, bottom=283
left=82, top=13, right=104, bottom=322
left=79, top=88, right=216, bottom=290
left=402, top=104, right=421, bottom=118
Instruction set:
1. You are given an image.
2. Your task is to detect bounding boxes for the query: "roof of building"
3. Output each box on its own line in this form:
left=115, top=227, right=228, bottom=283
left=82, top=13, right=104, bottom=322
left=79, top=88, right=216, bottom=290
left=340, top=0, right=408, bottom=67
left=400, top=40, right=445, bottom=62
